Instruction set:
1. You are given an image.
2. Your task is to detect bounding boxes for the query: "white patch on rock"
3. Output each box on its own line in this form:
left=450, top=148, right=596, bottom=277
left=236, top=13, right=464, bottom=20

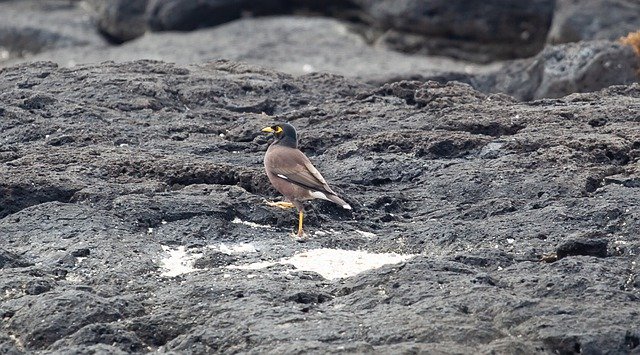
left=231, top=217, right=271, bottom=229
left=219, top=242, right=258, bottom=254
left=159, top=245, right=202, bottom=277
left=65, top=274, right=83, bottom=283
left=355, top=230, right=377, bottom=238
left=228, top=248, right=414, bottom=280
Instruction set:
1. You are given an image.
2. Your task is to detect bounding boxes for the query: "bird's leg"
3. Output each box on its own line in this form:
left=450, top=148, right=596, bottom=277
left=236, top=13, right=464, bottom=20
left=265, top=200, right=295, bottom=209
left=297, top=210, right=304, bottom=238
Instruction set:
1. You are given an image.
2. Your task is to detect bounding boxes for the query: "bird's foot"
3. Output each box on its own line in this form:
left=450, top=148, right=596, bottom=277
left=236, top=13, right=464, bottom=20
left=265, top=200, right=295, bottom=209
left=291, top=230, right=308, bottom=242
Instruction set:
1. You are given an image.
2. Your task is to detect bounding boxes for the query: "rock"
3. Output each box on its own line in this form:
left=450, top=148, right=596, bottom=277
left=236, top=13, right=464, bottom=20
left=480, top=40, right=640, bottom=100
left=0, top=0, right=105, bottom=62
left=6, top=14, right=637, bottom=101
left=556, top=235, right=610, bottom=259
left=548, top=0, right=640, bottom=44
left=50, top=323, right=146, bottom=353
left=83, top=0, right=149, bottom=43
left=7, top=290, right=144, bottom=350
left=146, top=0, right=285, bottom=32
left=0, top=334, right=22, bottom=355
left=0, top=248, right=32, bottom=268
left=354, top=0, right=555, bottom=62
left=84, top=0, right=290, bottom=43
left=0, top=16, right=498, bottom=90
left=0, top=60, right=639, bottom=353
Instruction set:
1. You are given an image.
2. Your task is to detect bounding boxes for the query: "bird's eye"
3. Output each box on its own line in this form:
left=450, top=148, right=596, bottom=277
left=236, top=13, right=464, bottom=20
left=274, top=126, right=283, bottom=134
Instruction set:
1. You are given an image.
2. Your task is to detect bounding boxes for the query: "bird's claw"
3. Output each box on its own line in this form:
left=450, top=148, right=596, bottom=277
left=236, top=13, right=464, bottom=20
left=291, top=231, right=308, bottom=242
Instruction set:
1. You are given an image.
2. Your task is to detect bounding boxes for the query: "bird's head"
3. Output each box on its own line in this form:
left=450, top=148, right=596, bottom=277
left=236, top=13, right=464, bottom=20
left=261, top=123, right=298, bottom=147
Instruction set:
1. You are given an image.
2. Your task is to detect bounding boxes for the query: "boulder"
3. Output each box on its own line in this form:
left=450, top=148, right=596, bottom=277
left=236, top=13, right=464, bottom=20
left=548, top=0, right=640, bottom=44
left=355, top=0, right=555, bottom=62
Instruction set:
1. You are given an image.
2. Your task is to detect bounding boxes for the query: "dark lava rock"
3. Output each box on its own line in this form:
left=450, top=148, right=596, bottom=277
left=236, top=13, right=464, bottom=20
left=2, top=16, right=494, bottom=88
left=146, top=0, right=285, bottom=32
left=84, top=0, right=149, bottom=43
left=147, top=0, right=239, bottom=32
left=0, top=0, right=105, bottom=61
left=0, top=248, right=32, bottom=268
left=0, top=60, right=639, bottom=353
left=548, top=0, right=640, bottom=44
left=10, top=15, right=636, bottom=102
left=1, top=1, right=639, bottom=105
left=480, top=40, right=640, bottom=100
left=85, top=0, right=290, bottom=43
left=356, top=0, right=555, bottom=62
left=50, top=323, right=146, bottom=353
left=556, top=235, right=609, bottom=259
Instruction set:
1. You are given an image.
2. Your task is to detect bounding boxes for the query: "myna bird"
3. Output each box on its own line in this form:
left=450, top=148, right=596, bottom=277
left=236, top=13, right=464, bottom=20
left=261, top=123, right=351, bottom=238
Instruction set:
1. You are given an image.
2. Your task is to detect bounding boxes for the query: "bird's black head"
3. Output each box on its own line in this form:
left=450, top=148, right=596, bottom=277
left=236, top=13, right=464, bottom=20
left=261, top=123, right=297, bottom=148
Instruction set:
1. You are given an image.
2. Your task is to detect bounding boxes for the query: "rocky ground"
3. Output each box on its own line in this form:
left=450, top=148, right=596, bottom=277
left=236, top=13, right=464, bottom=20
left=1, top=0, right=640, bottom=354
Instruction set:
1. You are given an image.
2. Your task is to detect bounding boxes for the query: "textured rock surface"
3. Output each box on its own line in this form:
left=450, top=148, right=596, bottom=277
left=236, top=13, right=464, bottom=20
left=476, top=40, right=640, bottom=101
left=1, top=60, right=639, bottom=353
left=356, top=0, right=555, bottom=62
left=548, top=0, right=640, bottom=44
left=84, top=0, right=556, bottom=62
left=1, top=1, right=640, bottom=353
left=4, top=16, right=638, bottom=102
left=2, top=1, right=640, bottom=101
left=1, top=16, right=497, bottom=87
left=0, top=0, right=105, bottom=61
left=84, top=0, right=148, bottom=43
left=146, top=0, right=287, bottom=32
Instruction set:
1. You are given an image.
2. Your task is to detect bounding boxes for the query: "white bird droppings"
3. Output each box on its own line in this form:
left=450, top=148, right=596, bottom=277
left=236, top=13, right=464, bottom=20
left=231, top=217, right=271, bottom=229
left=219, top=242, right=258, bottom=254
left=228, top=248, right=414, bottom=280
left=159, top=246, right=202, bottom=277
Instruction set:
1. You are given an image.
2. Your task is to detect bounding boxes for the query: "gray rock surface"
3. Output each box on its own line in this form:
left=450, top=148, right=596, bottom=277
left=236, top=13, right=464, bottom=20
left=84, top=0, right=148, bottom=43
left=1, top=16, right=498, bottom=86
left=1, top=60, right=639, bottom=353
left=548, top=0, right=640, bottom=44
left=4, top=15, right=638, bottom=102
left=0, top=0, right=105, bottom=61
left=146, top=0, right=286, bottom=32
left=2, top=2, right=640, bottom=352
left=83, top=0, right=556, bottom=62
left=2, top=1, right=639, bottom=102
left=477, top=40, right=640, bottom=101
left=356, top=0, right=555, bottom=62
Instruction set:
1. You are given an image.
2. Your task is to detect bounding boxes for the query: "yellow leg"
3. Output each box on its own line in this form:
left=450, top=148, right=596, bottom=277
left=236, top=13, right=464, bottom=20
left=297, top=210, right=304, bottom=237
left=265, top=201, right=295, bottom=209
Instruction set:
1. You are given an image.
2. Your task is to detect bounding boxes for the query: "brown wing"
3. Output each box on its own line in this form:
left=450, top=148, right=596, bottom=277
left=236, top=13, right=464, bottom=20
left=266, top=146, right=337, bottom=196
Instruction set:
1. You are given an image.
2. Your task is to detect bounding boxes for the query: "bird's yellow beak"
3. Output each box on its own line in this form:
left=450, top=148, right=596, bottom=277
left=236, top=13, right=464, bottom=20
left=261, top=126, right=275, bottom=133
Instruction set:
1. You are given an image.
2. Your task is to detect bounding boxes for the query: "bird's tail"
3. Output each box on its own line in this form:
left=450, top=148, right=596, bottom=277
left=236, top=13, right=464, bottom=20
left=327, top=194, right=352, bottom=210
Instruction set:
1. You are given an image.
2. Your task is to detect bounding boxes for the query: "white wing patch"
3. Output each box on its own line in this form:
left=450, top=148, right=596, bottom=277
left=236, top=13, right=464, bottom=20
left=310, top=191, right=330, bottom=201
left=276, top=174, right=289, bottom=180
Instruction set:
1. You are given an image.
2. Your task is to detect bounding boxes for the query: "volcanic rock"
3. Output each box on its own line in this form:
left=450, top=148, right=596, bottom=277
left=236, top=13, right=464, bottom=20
left=0, top=59, right=639, bottom=353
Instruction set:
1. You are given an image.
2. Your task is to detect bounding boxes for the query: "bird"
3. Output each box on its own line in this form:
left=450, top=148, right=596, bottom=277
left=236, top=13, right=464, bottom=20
left=261, top=123, right=351, bottom=238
